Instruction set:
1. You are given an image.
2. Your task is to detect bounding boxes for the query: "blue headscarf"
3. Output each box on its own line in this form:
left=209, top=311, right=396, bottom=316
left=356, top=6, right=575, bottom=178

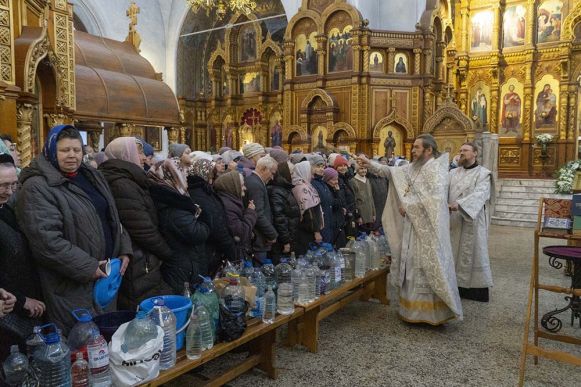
left=43, top=125, right=80, bottom=169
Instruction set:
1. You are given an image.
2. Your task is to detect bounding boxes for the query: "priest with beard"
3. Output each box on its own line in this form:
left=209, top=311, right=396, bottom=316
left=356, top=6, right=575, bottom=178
left=358, top=134, right=462, bottom=325
left=448, top=142, right=493, bottom=302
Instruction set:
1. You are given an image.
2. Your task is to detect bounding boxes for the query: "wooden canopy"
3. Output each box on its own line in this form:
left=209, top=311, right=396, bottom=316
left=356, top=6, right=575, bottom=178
left=74, top=31, right=180, bottom=126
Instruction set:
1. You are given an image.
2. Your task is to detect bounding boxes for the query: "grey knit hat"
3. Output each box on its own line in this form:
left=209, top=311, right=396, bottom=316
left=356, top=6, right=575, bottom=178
left=168, top=143, right=188, bottom=158
left=242, top=142, right=265, bottom=159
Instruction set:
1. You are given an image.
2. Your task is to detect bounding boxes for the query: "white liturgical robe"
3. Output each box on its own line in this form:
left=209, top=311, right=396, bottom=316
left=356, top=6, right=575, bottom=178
left=448, top=164, right=493, bottom=289
left=370, top=155, right=463, bottom=325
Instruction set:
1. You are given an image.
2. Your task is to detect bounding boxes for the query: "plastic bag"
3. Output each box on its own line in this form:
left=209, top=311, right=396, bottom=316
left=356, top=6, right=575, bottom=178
left=218, top=302, right=248, bottom=342
left=109, top=321, right=164, bottom=386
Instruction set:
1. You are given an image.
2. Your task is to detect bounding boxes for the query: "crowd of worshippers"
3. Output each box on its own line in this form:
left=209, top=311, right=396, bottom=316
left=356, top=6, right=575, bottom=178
left=0, top=126, right=493, bottom=359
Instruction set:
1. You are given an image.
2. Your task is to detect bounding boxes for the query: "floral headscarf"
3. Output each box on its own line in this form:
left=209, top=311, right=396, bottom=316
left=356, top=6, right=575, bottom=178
left=291, top=161, right=321, bottom=216
left=188, top=159, right=216, bottom=183
left=149, top=159, right=188, bottom=196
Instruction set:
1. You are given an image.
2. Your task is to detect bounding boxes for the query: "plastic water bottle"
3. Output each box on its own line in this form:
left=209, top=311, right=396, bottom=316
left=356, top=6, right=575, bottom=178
left=241, top=260, right=254, bottom=279
left=353, top=239, right=367, bottom=278
left=68, top=309, right=99, bottom=357
left=149, top=298, right=177, bottom=370
left=122, top=311, right=158, bottom=353
left=26, top=326, right=45, bottom=359
left=313, top=264, right=322, bottom=298
left=275, top=258, right=292, bottom=286
left=340, top=248, right=355, bottom=282
left=334, top=249, right=344, bottom=286
left=186, top=310, right=202, bottom=360
left=288, top=252, right=297, bottom=269
left=367, top=235, right=380, bottom=270
left=71, top=351, right=89, bottom=387
left=183, top=282, right=192, bottom=298
left=277, top=283, right=294, bottom=315
left=291, top=266, right=302, bottom=302
left=304, top=264, right=316, bottom=301
left=249, top=270, right=266, bottom=318
left=261, top=259, right=276, bottom=290
left=32, top=324, right=71, bottom=387
left=193, top=276, right=220, bottom=335
left=262, top=285, right=276, bottom=324
left=297, top=270, right=310, bottom=304
left=86, top=327, right=111, bottom=386
left=195, top=304, right=214, bottom=350
left=222, top=277, right=246, bottom=315
left=3, top=345, right=29, bottom=385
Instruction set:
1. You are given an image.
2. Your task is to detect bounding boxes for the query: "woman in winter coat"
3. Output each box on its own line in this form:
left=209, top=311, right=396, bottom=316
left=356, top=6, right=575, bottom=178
left=16, top=125, right=132, bottom=334
left=187, top=159, right=237, bottom=273
left=99, top=137, right=173, bottom=310
left=149, top=159, right=210, bottom=294
left=322, top=167, right=347, bottom=246
left=334, top=155, right=358, bottom=238
left=268, top=161, right=300, bottom=263
left=310, top=154, right=334, bottom=244
left=291, top=161, right=324, bottom=256
left=214, top=171, right=257, bottom=262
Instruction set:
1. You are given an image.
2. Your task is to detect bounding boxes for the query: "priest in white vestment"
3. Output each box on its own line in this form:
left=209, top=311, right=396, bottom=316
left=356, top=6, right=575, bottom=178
left=359, top=134, right=463, bottom=325
left=448, top=142, right=493, bottom=302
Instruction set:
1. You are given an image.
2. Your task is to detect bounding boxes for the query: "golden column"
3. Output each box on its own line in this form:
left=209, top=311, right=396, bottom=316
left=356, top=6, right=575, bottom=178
left=16, top=103, right=34, bottom=167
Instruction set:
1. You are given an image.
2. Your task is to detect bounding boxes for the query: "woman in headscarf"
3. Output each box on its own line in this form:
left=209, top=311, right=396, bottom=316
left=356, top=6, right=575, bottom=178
left=214, top=171, right=257, bottom=262
left=187, top=159, right=236, bottom=272
left=168, top=143, right=192, bottom=178
left=212, top=154, right=226, bottom=178
left=268, top=160, right=300, bottom=263
left=291, top=161, right=324, bottom=255
left=0, top=137, right=21, bottom=175
left=16, top=125, right=132, bottom=334
left=99, top=137, right=173, bottom=310
left=149, top=159, right=210, bottom=294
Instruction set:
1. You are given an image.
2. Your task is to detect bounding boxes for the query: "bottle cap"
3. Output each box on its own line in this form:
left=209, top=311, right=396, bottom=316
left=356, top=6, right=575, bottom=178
left=71, top=308, right=93, bottom=323
left=10, top=345, right=19, bottom=353
left=76, top=351, right=84, bottom=361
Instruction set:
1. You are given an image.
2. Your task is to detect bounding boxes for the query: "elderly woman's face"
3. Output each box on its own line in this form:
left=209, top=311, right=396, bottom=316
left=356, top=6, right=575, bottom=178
left=181, top=147, right=192, bottom=166
left=57, top=138, right=83, bottom=173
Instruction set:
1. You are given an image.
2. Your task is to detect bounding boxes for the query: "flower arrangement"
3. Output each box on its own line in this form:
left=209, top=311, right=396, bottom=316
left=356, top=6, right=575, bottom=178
left=555, top=160, right=580, bottom=194
left=535, top=133, right=554, bottom=145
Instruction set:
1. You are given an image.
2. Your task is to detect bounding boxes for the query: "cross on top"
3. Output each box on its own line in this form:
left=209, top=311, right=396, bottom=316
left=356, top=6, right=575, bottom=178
left=127, top=2, right=140, bottom=27
left=444, top=84, right=455, bottom=101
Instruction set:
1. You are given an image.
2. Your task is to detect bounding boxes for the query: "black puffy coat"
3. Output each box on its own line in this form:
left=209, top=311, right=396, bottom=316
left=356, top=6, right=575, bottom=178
left=368, top=172, right=388, bottom=230
left=150, top=183, right=210, bottom=294
left=188, top=176, right=237, bottom=273
left=294, top=204, right=324, bottom=256
left=244, top=173, right=277, bottom=253
left=99, top=159, right=173, bottom=310
left=338, top=172, right=358, bottom=238
left=217, top=191, right=257, bottom=262
left=267, top=172, right=300, bottom=262
left=311, top=175, right=334, bottom=244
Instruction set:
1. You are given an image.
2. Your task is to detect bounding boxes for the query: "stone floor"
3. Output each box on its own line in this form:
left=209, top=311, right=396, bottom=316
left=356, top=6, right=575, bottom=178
left=169, top=225, right=581, bottom=386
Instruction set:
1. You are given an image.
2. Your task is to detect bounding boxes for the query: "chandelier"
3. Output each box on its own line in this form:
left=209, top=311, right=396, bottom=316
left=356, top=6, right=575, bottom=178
left=187, top=0, right=257, bottom=20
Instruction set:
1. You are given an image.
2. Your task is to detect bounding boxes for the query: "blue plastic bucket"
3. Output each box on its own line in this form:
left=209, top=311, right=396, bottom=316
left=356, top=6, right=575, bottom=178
left=139, top=295, right=192, bottom=351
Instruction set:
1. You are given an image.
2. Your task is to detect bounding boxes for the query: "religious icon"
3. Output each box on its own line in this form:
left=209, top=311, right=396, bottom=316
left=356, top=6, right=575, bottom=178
left=503, top=5, right=526, bottom=47
left=328, top=25, right=353, bottom=73
left=394, top=53, right=408, bottom=74
left=295, top=32, right=318, bottom=76
left=471, top=88, right=488, bottom=130
left=471, top=11, right=493, bottom=51
left=537, top=0, right=562, bottom=43
left=145, top=126, right=162, bottom=151
left=223, top=124, right=234, bottom=148
left=242, top=72, right=260, bottom=93
left=272, top=66, right=280, bottom=91
left=271, top=120, right=282, bottom=147
left=240, top=25, right=257, bottom=62
left=369, top=51, right=383, bottom=72
left=311, top=126, right=326, bottom=150
left=535, top=83, right=558, bottom=127
left=500, top=84, right=522, bottom=136
left=384, top=131, right=396, bottom=158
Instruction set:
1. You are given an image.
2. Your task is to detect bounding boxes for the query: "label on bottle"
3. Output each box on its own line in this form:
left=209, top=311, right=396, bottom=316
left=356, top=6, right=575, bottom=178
left=335, top=267, right=342, bottom=283
left=88, top=342, right=109, bottom=369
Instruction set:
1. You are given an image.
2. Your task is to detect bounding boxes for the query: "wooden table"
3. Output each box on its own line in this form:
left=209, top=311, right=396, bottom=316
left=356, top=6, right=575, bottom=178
left=287, top=267, right=389, bottom=353
left=142, top=308, right=304, bottom=387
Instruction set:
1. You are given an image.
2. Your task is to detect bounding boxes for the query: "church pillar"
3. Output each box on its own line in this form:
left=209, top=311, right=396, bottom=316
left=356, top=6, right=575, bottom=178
left=16, top=102, right=34, bottom=167
left=567, top=86, right=578, bottom=141
left=491, top=3, right=501, bottom=52
left=525, top=0, right=535, bottom=48
left=167, top=127, right=179, bottom=145
left=413, top=49, right=422, bottom=75
left=387, top=47, right=396, bottom=74
left=283, top=40, right=294, bottom=128
left=315, top=35, right=327, bottom=80
left=459, top=5, right=469, bottom=53
left=522, top=65, right=533, bottom=142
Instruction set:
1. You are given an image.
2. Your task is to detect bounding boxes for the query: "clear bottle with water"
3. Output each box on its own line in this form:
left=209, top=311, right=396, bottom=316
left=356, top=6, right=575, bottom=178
left=195, top=303, right=214, bottom=350
left=183, top=282, right=192, bottom=299
left=249, top=270, right=266, bottom=318
left=313, top=264, right=322, bottom=299
left=68, top=309, right=99, bottom=356
left=261, top=259, right=276, bottom=291
left=32, top=324, right=71, bottom=387
left=367, top=235, right=380, bottom=270
left=353, top=239, right=367, bottom=278
left=297, top=270, right=310, bottom=304
left=277, top=282, right=294, bottom=315
left=334, top=248, right=344, bottom=287
left=149, top=298, right=177, bottom=370
left=186, top=309, right=202, bottom=360
left=304, top=264, right=316, bottom=301
left=3, top=345, right=29, bottom=386
left=122, top=311, right=159, bottom=353
left=26, top=326, right=45, bottom=360
left=71, top=351, right=89, bottom=387
left=262, top=285, right=276, bottom=324
left=275, top=258, right=292, bottom=286
left=291, top=265, right=302, bottom=302
left=86, top=327, right=111, bottom=386
left=339, top=248, right=355, bottom=282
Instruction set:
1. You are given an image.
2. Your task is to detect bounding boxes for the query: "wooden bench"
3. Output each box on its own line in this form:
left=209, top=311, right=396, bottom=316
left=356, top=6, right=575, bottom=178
left=142, top=308, right=304, bottom=387
left=287, top=267, right=389, bottom=353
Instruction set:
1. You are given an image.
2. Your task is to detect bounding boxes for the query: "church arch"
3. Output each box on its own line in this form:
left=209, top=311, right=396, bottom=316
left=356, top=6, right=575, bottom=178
left=330, top=121, right=356, bottom=140
left=373, top=110, right=414, bottom=139
left=300, top=88, right=336, bottom=110
left=563, top=1, right=581, bottom=41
